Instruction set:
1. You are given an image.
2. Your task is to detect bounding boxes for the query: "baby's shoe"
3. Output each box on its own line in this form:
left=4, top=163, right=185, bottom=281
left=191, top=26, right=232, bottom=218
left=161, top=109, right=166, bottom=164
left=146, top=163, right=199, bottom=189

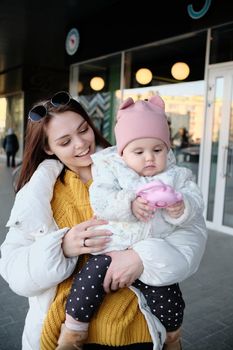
left=55, top=324, right=88, bottom=350
left=163, top=340, right=182, bottom=350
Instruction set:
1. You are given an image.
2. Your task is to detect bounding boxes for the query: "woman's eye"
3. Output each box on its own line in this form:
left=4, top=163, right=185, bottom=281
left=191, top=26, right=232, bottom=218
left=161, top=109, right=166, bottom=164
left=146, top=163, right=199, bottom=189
left=61, top=140, right=70, bottom=146
left=79, top=126, right=88, bottom=133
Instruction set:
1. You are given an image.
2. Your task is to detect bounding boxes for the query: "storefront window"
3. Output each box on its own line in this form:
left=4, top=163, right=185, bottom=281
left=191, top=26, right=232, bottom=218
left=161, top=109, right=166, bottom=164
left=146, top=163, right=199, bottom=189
left=122, top=33, right=207, bottom=181
left=70, top=54, right=121, bottom=143
left=70, top=32, right=207, bottom=182
left=124, top=32, right=206, bottom=88
left=122, top=82, right=204, bottom=181
left=0, top=93, right=24, bottom=161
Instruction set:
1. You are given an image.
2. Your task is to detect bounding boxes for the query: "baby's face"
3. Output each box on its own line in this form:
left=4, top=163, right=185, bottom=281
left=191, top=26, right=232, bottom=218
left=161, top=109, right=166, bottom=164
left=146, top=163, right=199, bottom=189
left=122, top=138, right=168, bottom=177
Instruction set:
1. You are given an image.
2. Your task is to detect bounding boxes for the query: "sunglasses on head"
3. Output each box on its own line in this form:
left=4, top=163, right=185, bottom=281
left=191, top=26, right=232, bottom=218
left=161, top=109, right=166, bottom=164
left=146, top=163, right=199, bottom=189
left=28, top=91, right=72, bottom=122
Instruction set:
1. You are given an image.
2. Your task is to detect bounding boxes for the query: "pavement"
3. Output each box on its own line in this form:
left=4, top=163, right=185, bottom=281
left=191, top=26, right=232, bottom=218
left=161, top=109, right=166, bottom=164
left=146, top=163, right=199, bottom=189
left=0, top=158, right=233, bottom=350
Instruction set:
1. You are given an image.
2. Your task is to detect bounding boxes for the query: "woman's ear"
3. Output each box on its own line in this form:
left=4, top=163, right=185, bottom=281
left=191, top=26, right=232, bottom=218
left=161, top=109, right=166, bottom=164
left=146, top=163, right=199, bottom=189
left=44, top=148, right=54, bottom=155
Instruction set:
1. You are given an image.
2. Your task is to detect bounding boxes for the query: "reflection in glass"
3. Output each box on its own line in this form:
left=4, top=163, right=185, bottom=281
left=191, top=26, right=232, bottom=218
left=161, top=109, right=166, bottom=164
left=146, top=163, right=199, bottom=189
left=207, top=77, right=223, bottom=221
left=223, top=83, right=233, bottom=227
left=123, top=81, right=204, bottom=182
left=72, top=54, right=122, bottom=143
left=0, top=94, right=24, bottom=161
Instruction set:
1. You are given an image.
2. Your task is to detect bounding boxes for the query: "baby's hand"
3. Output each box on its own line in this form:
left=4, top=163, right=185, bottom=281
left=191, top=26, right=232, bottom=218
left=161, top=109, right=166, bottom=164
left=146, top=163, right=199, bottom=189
left=131, top=197, right=155, bottom=222
left=165, top=200, right=185, bottom=218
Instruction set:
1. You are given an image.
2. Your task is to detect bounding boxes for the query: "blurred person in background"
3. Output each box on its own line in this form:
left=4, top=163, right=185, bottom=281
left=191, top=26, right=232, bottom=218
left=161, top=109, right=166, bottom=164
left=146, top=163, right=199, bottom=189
left=2, top=127, right=19, bottom=167
left=172, top=127, right=190, bottom=150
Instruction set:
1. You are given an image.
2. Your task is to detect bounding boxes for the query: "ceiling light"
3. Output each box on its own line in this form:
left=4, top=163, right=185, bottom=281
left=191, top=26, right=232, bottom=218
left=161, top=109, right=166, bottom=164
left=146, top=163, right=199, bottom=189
left=90, top=77, right=105, bottom=91
left=135, top=68, right=153, bottom=85
left=77, top=81, right=83, bottom=93
left=171, top=62, right=190, bottom=80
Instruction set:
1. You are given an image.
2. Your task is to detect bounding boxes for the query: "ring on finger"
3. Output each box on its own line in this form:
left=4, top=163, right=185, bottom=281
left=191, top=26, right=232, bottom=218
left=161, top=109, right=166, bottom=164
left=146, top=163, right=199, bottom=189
left=83, top=238, right=88, bottom=247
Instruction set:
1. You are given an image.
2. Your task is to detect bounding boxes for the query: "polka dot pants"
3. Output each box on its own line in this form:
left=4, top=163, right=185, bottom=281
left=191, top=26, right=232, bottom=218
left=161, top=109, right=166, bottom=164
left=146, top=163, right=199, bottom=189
left=133, top=280, right=185, bottom=331
left=66, top=254, right=185, bottom=331
left=66, top=255, right=111, bottom=322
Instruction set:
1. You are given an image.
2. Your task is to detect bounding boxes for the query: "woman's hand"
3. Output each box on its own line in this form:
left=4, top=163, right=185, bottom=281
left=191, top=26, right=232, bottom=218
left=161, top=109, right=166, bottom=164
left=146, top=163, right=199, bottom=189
left=62, top=218, right=112, bottom=257
left=103, top=249, right=144, bottom=293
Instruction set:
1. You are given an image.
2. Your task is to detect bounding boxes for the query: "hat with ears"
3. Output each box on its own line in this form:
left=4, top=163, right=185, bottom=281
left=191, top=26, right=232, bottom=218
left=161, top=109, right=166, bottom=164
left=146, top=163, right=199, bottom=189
left=114, top=95, right=171, bottom=155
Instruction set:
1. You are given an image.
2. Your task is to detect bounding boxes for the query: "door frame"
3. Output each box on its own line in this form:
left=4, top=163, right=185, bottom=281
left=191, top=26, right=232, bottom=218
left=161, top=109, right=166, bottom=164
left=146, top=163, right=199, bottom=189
left=200, top=62, right=233, bottom=235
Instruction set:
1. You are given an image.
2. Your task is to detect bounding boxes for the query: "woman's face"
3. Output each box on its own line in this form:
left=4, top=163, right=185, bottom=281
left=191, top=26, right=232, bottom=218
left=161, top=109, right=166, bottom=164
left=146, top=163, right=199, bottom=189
left=45, top=111, right=96, bottom=174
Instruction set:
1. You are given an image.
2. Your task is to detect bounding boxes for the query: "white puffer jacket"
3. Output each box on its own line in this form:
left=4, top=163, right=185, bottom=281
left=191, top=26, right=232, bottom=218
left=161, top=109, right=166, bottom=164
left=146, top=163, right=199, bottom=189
left=89, top=146, right=206, bottom=259
left=0, top=158, right=207, bottom=350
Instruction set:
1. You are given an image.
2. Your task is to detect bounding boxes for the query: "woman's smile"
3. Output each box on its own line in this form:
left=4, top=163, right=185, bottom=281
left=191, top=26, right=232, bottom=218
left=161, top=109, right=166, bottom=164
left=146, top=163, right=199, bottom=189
left=75, top=147, right=91, bottom=157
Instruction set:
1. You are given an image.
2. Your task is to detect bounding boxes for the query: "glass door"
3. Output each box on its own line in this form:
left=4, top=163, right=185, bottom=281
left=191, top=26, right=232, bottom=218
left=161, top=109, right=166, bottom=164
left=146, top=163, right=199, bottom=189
left=201, top=64, right=233, bottom=235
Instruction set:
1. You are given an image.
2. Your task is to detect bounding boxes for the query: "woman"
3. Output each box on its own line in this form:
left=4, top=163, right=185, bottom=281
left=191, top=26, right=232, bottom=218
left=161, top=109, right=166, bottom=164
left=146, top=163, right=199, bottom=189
left=0, top=91, right=207, bottom=350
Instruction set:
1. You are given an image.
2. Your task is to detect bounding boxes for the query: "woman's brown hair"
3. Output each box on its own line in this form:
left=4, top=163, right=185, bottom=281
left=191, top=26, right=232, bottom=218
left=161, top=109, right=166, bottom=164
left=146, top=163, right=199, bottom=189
left=16, top=97, right=111, bottom=192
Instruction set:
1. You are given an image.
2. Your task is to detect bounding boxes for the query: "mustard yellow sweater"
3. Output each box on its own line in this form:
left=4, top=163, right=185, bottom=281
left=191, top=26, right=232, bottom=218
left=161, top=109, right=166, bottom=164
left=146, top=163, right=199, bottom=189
left=40, top=170, right=152, bottom=349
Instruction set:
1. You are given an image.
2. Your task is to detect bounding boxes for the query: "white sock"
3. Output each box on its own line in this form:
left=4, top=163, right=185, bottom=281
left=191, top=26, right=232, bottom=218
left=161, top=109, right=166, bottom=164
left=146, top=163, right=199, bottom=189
left=65, top=320, right=89, bottom=332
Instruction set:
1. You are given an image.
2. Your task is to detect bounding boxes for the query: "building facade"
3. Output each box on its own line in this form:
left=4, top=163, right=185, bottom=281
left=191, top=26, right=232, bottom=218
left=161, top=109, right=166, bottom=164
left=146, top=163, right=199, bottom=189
left=0, top=0, right=232, bottom=235
left=68, top=2, right=233, bottom=235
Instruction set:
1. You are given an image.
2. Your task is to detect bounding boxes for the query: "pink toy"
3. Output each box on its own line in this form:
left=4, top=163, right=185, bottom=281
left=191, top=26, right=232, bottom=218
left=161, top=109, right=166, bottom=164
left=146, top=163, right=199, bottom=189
left=136, top=180, right=183, bottom=208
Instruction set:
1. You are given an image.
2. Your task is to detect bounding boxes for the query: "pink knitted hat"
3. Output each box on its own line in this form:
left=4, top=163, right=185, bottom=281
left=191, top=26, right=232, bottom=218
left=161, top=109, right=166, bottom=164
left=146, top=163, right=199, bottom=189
left=115, top=95, right=171, bottom=155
